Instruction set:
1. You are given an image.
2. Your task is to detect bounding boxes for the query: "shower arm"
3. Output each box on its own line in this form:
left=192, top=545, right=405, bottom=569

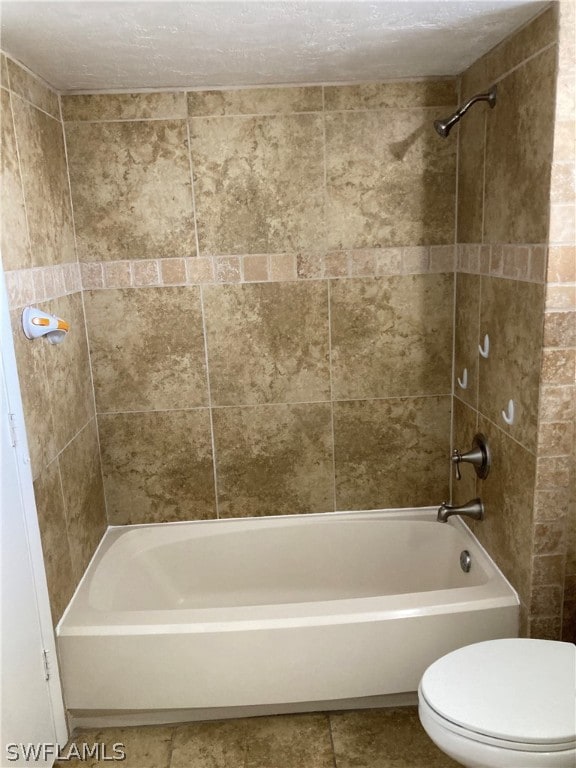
left=455, top=86, right=497, bottom=120
left=434, top=85, right=497, bottom=137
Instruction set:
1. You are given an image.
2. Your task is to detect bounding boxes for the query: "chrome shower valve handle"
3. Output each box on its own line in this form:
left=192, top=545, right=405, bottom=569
left=451, top=433, right=491, bottom=481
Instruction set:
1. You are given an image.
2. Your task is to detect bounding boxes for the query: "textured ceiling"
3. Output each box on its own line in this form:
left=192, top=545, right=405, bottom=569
left=0, top=1, right=549, bottom=92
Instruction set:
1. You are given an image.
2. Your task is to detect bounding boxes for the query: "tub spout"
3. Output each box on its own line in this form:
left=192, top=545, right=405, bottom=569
left=437, top=498, right=484, bottom=523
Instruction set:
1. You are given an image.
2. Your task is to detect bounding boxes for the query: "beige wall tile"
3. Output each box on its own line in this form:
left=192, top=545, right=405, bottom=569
left=549, top=203, right=576, bottom=244
left=190, top=113, right=325, bottom=254
left=545, top=284, right=575, bottom=312
left=99, top=409, right=216, bottom=524
left=85, top=287, right=208, bottom=413
left=43, top=292, right=94, bottom=452
left=213, top=403, right=334, bottom=517
left=160, top=257, right=187, bottom=285
left=58, top=419, right=107, bottom=582
left=131, top=259, right=160, bottom=286
left=474, top=417, right=536, bottom=608
left=537, top=421, right=574, bottom=456
left=242, top=254, right=269, bottom=282
left=6, top=58, right=59, bottom=117
left=81, top=261, right=104, bottom=289
left=62, top=92, right=187, bottom=121
left=533, top=553, right=565, bottom=586
left=461, top=5, right=558, bottom=99
left=188, top=87, right=322, bottom=116
left=539, top=385, right=575, bottom=423
left=215, top=255, right=241, bottom=282
left=547, top=246, right=576, bottom=283
left=11, top=96, right=76, bottom=267
left=552, top=120, right=576, bottom=163
left=325, top=109, right=456, bottom=248
left=487, top=5, right=558, bottom=84
left=33, top=460, right=76, bottom=625
left=269, top=253, right=297, bottom=281
left=456, top=107, right=486, bottom=243
left=66, top=119, right=196, bottom=260
left=103, top=260, right=131, bottom=288
left=297, top=251, right=323, bottom=279
left=333, top=396, right=451, bottom=510
left=543, top=310, right=576, bottom=348
left=1, top=89, right=31, bottom=271
left=330, top=274, right=453, bottom=400
left=531, top=615, right=563, bottom=641
left=478, top=277, right=544, bottom=452
left=483, top=47, right=556, bottom=243
left=454, top=273, right=480, bottom=409
left=528, top=245, right=547, bottom=283
left=324, top=80, right=457, bottom=111
left=550, top=161, right=576, bottom=203
left=325, top=251, right=350, bottom=277
left=451, top=396, right=479, bottom=507
left=204, top=281, right=330, bottom=406
left=540, top=347, right=575, bottom=385
left=10, top=307, right=57, bottom=479
left=429, top=245, right=455, bottom=273
left=534, top=521, right=566, bottom=556
left=0, top=54, right=9, bottom=89
left=186, top=256, right=214, bottom=283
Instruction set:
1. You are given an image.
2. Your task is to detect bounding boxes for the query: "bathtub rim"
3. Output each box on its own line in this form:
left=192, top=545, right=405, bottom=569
left=56, top=506, right=519, bottom=637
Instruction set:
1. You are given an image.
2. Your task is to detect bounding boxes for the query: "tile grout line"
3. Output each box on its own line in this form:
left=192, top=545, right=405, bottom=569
left=449, top=73, right=462, bottom=503
left=94, top=392, right=454, bottom=417
left=327, top=713, right=339, bottom=768
left=199, top=285, right=220, bottom=520
left=60, top=89, right=111, bottom=525
left=327, top=279, right=337, bottom=513
left=6, top=82, right=34, bottom=272
left=185, top=118, right=202, bottom=260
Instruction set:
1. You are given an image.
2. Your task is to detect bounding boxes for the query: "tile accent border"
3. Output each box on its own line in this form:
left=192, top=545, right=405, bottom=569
left=4, top=262, right=82, bottom=308
left=78, top=246, right=456, bottom=289
left=4, top=242, right=551, bottom=309
left=457, top=243, right=548, bottom=283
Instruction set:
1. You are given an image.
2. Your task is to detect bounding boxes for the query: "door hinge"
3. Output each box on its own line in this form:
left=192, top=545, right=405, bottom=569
left=42, top=649, right=50, bottom=681
left=8, top=412, right=17, bottom=447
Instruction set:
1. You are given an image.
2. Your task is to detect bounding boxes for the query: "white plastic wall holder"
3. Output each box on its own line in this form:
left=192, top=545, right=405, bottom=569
left=502, top=399, right=515, bottom=425
left=22, top=307, right=69, bottom=345
left=457, top=368, right=468, bottom=390
left=479, top=334, right=490, bottom=358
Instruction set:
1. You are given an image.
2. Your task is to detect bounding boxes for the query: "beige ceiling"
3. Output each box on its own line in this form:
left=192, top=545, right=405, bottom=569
left=0, top=1, right=550, bottom=92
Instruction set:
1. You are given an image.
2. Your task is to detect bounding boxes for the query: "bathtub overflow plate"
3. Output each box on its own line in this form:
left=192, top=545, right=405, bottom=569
left=460, top=550, right=472, bottom=573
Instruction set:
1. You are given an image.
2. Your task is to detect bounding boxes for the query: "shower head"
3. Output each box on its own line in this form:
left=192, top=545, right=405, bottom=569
left=434, top=85, right=497, bottom=138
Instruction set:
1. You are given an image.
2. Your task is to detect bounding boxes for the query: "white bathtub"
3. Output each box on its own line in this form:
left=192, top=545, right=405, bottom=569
left=57, top=508, right=519, bottom=727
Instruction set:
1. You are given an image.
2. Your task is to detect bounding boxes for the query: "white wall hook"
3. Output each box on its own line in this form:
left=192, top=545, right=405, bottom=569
left=22, top=306, right=69, bottom=344
left=457, top=368, right=468, bottom=390
left=479, top=334, right=490, bottom=358
left=502, top=399, right=515, bottom=425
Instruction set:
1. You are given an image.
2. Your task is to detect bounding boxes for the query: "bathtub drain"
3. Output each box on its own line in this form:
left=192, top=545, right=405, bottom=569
left=460, top=550, right=472, bottom=573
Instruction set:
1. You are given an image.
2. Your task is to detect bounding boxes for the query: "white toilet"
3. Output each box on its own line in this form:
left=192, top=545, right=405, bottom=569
left=418, top=639, right=576, bottom=768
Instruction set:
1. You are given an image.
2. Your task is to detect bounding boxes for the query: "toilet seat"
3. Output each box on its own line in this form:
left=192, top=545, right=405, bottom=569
left=419, top=639, right=576, bottom=752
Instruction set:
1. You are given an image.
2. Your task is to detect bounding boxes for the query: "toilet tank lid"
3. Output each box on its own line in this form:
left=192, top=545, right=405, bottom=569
left=419, top=639, right=576, bottom=746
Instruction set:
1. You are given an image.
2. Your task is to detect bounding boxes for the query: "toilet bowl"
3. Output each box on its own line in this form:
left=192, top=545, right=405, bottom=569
left=418, top=639, right=576, bottom=768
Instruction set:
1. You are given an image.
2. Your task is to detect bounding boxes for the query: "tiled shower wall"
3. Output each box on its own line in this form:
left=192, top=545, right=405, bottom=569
left=1, top=3, right=573, bottom=640
left=0, top=55, right=107, bottom=625
left=547, top=0, right=576, bottom=643
left=62, top=81, right=458, bottom=525
left=452, top=3, right=576, bottom=640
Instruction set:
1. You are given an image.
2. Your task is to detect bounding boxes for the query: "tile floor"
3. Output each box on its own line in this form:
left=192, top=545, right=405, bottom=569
left=55, top=707, right=460, bottom=767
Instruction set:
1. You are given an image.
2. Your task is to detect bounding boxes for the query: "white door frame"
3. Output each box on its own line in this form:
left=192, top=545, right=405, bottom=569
left=0, top=264, right=68, bottom=756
